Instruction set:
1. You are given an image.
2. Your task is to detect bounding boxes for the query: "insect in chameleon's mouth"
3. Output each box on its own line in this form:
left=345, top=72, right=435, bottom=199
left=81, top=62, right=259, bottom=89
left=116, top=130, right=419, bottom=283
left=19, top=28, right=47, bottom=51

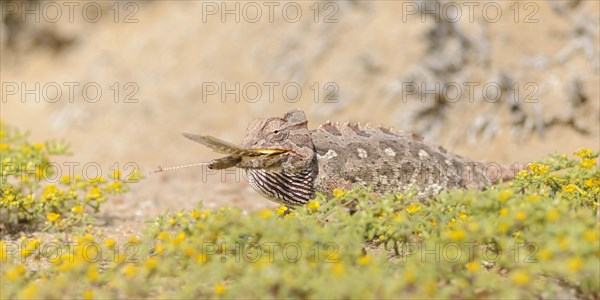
left=207, top=148, right=307, bottom=170
left=246, top=148, right=288, bottom=155
left=180, top=132, right=308, bottom=172
left=247, top=148, right=306, bottom=159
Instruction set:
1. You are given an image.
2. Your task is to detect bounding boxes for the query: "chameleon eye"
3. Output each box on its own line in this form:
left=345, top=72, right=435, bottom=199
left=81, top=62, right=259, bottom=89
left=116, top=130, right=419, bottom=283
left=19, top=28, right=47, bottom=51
left=270, top=129, right=287, bottom=141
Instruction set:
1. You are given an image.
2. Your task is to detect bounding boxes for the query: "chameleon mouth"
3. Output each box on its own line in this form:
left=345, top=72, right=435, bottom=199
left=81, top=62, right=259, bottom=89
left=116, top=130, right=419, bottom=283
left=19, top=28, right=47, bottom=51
left=246, top=148, right=306, bottom=158
left=248, top=148, right=306, bottom=159
left=246, top=148, right=289, bottom=155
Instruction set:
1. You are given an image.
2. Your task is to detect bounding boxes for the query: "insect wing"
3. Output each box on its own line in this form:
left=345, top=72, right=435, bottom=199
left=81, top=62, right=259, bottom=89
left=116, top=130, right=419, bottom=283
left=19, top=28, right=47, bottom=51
left=182, top=133, right=249, bottom=156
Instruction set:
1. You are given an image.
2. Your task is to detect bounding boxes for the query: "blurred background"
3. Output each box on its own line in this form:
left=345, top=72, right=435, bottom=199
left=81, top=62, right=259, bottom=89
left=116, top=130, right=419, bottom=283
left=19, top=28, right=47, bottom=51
left=1, top=0, right=598, bottom=231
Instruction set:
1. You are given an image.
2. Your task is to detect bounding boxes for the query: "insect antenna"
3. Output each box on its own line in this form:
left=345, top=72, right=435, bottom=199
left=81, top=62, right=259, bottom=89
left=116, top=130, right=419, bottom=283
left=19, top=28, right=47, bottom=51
left=151, top=162, right=212, bottom=174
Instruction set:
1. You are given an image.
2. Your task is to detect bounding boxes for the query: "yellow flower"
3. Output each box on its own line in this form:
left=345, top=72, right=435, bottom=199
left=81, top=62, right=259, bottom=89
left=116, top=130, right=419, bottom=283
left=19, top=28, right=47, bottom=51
left=128, top=235, right=140, bottom=244
left=36, top=166, right=48, bottom=179
left=108, top=181, right=122, bottom=192
left=6, top=264, right=26, bottom=281
left=584, top=178, right=598, bottom=188
left=516, top=169, right=528, bottom=178
left=60, top=175, right=72, bottom=184
left=157, top=231, right=170, bottom=241
left=307, top=200, right=320, bottom=212
left=498, top=190, right=513, bottom=202
left=123, top=265, right=137, bottom=277
left=18, top=283, right=38, bottom=298
left=404, top=268, right=416, bottom=283
left=86, top=187, right=102, bottom=200
left=537, top=249, right=552, bottom=261
left=183, top=246, right=195, bottom=257
left=465, top=261, right=479, bottom=273
left=111, top=170, right=122, bottom=180
left=86, top=264, right=99, bottom=282
left=33, top=143, right=44, bottom=150
left=172, top=232, right=186, bottom=245
left=80, top=233, right=95, bottom=243
left=145, top=257, right=158, bottom=270
left=457, top=212, right=468, bottom=220
left=332, top=189, right=345, bottom=198
left=284, top=212, right=295, bottom=219
left=83, top=290, right=94, bottom=300
left=499, top=208, right=509, bottom=216
left=88, top=176, right=105, bottom=184
left=214, top=283, right=226, bottom=295
left=189, top=209, right=201, bottom=219
left=527, top=194, right=541, bottom=202
left=104, top=238, right=116, bottom=248
left=563, top=184, right=577, bottom=193
left=2, top=192, right=15, bottom=204
left=424, top=280, right=437, bottom=295
left=71, top=205, right=84, bottom=214
left=0, top=242, right=6, bottom=261
left=448, top=229, right=465, bottom=241
left=581, top=159, right=596, bottom=168
left=42, top=185, right=58, bottom=201
left=430, top=219, right=442, bottom=228
left=567, top=256, right=582, bottom=272
left=394, top=213, right=404, bottom=223
left=196, top=253, right=208, bottom=264
left=515, top=211, right=527, bottom=221
left=25, top=239, right=40, bottom=251
left=546, top=210, right=559, bottom=222
left=405, top=204, right=421, bottom=214
left=276, top=205, right=288, bottom=215
left=47, top=213, right=60, bottom=222
left=511, top=270, right=530, bottom=286
left=21, top=145, right=31, bottom=155
left=528, top=163, right=549, bottom=175
left=574, top=148, right=592, bottom=158
left=128, top=170, right=142, bottom=182
left=358, top=255, right=371, bottom=265
left=447, top=218, right=456, bottom=227
left=331, top=262, right=345, bottom=277
left=557, top=236, right=568, bottom=250
left=21, top=247, right=33, bottom=258
left=583, top=229, right=598, bottom=242
left=258, top=209, right=274, bottom=219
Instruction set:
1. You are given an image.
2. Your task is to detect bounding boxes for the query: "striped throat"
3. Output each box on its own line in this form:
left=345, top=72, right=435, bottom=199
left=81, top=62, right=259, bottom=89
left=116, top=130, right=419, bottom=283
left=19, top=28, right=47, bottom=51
left=246, top=159, right=317, bottom=206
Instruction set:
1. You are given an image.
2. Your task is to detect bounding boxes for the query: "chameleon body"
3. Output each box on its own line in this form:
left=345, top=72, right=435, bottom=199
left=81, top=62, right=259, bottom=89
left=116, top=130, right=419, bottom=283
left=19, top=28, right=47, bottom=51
left=184, top=110, right=514, bottom=206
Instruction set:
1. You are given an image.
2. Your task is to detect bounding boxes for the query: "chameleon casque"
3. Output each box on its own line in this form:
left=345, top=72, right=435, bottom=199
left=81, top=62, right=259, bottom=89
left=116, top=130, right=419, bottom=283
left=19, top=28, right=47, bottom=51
left=183, top=110, right=515, bottom=206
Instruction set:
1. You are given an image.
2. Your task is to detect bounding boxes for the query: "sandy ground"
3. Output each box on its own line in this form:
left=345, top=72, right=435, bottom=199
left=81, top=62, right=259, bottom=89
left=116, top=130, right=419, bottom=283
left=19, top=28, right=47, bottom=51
left=1, top=0, right=599, bottom=235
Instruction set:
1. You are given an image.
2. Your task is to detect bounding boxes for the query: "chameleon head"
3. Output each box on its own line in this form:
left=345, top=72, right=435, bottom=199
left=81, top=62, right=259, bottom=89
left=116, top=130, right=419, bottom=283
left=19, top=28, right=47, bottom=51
left=241, top=109, right=316, bottom=173
left=241, top=109, right=317, bottom=206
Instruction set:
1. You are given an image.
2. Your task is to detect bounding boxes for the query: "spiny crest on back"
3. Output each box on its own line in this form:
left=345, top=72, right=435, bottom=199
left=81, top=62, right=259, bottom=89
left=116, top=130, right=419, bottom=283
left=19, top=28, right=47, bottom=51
left=317, top=118, right=412, bottom=139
